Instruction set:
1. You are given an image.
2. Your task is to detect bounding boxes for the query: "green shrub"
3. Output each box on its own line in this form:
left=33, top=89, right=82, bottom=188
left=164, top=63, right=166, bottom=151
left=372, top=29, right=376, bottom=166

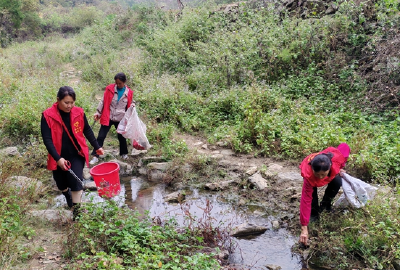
left=66, top=200, right=221, bottom=269
left=309, top=190, right=400, bottom=269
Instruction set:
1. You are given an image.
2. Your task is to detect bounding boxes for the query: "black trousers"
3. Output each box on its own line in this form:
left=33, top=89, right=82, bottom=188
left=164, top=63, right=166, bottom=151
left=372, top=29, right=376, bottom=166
left=53, top=155, right=85, bottom=191
left=311, top=174, right=342, bottom=217
left=91, top=120, right=128, bottom=157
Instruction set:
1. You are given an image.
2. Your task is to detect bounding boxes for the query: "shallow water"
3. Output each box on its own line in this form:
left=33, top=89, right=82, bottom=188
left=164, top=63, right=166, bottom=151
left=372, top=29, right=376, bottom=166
left=55, top=176, right=309, bottom=269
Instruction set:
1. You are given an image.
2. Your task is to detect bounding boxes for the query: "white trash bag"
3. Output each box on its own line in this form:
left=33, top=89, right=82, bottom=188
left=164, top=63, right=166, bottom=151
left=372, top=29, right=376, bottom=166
left=334, top=173, right=378, bottom=208
left=117, top=106, right=151, bottom=150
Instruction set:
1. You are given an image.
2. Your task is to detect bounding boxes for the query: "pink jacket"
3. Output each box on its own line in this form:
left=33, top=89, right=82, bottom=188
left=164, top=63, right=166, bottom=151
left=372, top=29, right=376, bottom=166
left=299, top=143, right=351, bottom=226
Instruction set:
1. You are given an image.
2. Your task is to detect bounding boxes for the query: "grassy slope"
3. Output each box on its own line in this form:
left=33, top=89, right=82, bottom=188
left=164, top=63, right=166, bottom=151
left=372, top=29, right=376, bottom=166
left=0, top=0, right=400, bottom=268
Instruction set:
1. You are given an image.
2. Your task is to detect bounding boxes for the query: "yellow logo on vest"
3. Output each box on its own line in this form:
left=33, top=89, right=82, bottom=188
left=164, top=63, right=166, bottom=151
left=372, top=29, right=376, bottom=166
left=74, top=121, right=82, bottom=133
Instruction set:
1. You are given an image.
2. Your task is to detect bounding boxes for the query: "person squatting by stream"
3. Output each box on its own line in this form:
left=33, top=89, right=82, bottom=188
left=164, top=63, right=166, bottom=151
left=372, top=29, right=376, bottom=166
left=299, top=143, right=351, bottom=245
left=41, top=86, right=104, bottom=220
left=89, top=72, right=134, bottom=165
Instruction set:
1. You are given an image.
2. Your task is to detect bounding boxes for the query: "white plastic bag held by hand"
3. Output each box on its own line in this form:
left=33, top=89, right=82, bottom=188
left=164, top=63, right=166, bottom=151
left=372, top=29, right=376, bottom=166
left=334, top=173, right=378, bottom=208
left=117, top=106, right=151, bottom=150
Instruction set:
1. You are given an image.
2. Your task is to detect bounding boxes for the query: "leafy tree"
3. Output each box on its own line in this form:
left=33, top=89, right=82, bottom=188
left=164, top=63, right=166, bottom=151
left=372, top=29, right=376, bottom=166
left=0, top=0, right=23, bottom=28
left=0, top=0, right=41, bottom=46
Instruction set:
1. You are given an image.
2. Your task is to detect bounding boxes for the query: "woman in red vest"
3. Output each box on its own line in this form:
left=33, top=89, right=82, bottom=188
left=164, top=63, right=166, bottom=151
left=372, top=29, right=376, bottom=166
left=299, top=143, right=350, bottom=245
left=41, top=86, right=104, bottom=217
left=89, top=72, right=134, bottom=165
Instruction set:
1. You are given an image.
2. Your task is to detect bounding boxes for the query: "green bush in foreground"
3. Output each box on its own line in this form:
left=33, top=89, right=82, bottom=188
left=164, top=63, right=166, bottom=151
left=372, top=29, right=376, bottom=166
left=65, top=201, right=222, bottom=269
left=308, top=190, right=400, bottom=269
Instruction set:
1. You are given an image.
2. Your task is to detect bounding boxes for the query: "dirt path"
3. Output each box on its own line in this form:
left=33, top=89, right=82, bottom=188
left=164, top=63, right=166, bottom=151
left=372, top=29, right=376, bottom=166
left=14, top=225, right=67, bottom=270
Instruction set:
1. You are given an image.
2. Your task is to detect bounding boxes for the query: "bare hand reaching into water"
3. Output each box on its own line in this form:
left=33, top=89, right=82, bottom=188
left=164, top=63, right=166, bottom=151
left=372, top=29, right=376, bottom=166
left=300, top=226, right=309, bottom=246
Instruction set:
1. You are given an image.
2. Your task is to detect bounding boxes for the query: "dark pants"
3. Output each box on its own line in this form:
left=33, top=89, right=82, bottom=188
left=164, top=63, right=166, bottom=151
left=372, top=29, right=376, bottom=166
left=53, top=155, right=85, bottom=191
left=92, top=120, right=128, bottom=157
left=311, top=174, right=342, bottom=217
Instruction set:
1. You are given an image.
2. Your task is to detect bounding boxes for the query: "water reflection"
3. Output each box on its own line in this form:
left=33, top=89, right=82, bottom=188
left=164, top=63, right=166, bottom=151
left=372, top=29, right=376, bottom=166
left=54, top=176, right=305, bottom=269
left=122, top=177, right=304, bottom=270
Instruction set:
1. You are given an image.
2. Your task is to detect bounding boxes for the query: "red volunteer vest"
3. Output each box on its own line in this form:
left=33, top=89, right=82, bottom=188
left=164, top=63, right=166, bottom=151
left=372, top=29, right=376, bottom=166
left=99, top=84, right=133, bottom=126
left=43, top=103, right=89, bottom=170
left=299, top=147, right=346, bottom=187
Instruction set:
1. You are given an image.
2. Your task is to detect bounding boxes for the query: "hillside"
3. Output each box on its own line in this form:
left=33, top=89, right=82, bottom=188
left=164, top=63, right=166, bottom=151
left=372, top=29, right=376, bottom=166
left=1, top=0, right=400, bottom=269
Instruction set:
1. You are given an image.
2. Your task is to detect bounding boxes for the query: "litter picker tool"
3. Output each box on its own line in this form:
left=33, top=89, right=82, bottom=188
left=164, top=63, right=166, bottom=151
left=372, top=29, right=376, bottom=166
left=65, top=160, right=84, bottom=188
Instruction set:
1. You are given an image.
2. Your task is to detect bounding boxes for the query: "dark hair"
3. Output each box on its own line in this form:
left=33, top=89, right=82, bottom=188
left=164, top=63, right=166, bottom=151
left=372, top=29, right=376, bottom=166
left=57, top=86, right=76, bottom=101
left=114, top=72, right=127, bottom=83
left=310, top=153, right=333, bottom=172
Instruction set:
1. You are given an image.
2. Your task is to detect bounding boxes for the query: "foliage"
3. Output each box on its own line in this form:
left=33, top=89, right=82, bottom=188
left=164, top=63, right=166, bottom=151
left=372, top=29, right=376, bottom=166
left=0, top=154, right=42, bottom=267
left=308, top=190, right=400, bottom=269
left=40, top=5, right=104, bottom=34
left=1, top=0, right=400, bottom=267
left=65, top=200, right=221, bottom=269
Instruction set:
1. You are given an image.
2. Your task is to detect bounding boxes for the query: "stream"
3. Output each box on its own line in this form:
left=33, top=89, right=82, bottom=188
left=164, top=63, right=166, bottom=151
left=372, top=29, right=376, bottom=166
left=55, top=176, right=315, bottom=270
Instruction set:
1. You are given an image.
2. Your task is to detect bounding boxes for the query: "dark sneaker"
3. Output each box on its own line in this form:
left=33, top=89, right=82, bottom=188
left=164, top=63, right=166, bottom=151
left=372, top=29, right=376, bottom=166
left=62, top=188, right=73, bottom=208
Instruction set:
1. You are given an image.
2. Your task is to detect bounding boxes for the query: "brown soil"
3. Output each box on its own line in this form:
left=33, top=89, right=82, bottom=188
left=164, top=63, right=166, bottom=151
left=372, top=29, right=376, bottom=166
left=14, top=225, right=67, bottom=270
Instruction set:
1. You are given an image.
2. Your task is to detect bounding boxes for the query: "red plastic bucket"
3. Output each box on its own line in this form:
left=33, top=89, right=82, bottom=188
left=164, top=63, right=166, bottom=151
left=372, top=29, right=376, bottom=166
left=89, top=162, right=121, bottom=198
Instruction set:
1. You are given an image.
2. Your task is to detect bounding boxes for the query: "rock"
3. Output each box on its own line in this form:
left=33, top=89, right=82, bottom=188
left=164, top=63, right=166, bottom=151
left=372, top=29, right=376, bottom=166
left=303, top=250, right=310, bottom=260
left=211, top=154, right=224, bottom=159
left=138, top=167, right=147, bottom=175
left=266, top=264, right=282, bottom=270
left=83, top=181, right=97, bottom=191
left=393, top=259, right=400, bottom=270
left=147, top=162, right=172, bottom=172
left=216, top=141, right=228, bottom=147
left=221, top=149, right=235, bottom=156
left=164, top=191, right=186, bottom=203
left=6, top=176, right=43, bottom=194
left=148, top=170, right=166, bottom=181
left=83, top=167, right=91, bottom=180
left=224, top=3, right=239, bottom=14
left=218, top=160, right=232, bottom=167
left=0, top=146, right=20, bottom=157
left=253, top=210, right=267, bottom=217
left=245, top=166, right=258, bottom=175
left=138, top=156, right=166, bottom=166
left=205, top=180, right=235, bottom=191
left=377, top=186, right=392, bottom=195
left=265, top=163, right=283, bottom=176
left=29, top=209, right=72, bottom=223
left=131, top=149, right=148, bottom=156
left=271, top=220, right=280, bottom=230
left=218, top=249, right=229, bottom=260
left=193, top=141, right=203, bottom=146
left=276, top=172, right=303, bottom=183
left=231, top=223, right=268, bottom=237
left=201, top=144, right=208, bottom=149
left=248, top=173, right=269, bottom=190
left=109, top=159, right=132, bottom=176
left=197, top=149, right=208, bottom=155
left=238, top=198, right=246, bottom=206
left=325, top=5, right=335, bottom=14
